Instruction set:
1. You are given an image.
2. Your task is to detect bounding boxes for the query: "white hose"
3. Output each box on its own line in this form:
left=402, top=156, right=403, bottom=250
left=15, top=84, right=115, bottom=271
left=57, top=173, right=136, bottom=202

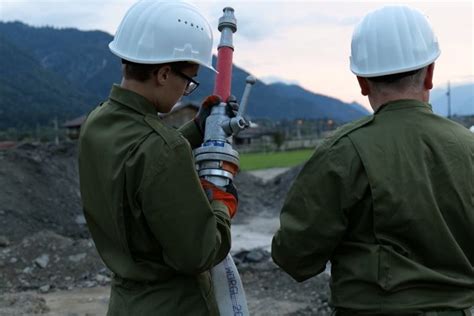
left=211, top=253, right=249, bottom=315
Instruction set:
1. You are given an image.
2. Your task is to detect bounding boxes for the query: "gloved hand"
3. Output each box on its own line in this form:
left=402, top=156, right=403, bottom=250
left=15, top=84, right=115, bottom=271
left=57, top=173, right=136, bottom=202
left=200, top=179, right=238, bottom=218
left=226, top=95, right=250, bottom=129
left=224, top=182, right=238, bottom=203
left=194, top=95, right=222, bottom=136
left=194, top=95, right=249, bottom=136
left=226, top=95, right=239, bottom=118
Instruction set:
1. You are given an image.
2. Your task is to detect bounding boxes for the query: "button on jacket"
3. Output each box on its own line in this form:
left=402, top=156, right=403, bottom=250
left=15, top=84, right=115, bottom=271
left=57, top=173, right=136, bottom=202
left=272, top=100, right=474, bottom=312
left=79, top=85, right=231, bottom=316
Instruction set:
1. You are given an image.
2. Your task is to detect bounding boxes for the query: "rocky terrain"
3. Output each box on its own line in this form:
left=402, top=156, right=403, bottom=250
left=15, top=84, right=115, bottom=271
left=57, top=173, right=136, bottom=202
left=0, top=142, right=331, bottom=316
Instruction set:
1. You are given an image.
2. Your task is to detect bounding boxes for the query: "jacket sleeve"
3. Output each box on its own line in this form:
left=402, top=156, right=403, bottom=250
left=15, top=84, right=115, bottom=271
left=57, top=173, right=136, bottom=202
left=271, top=136, right=365, bottom=282
left=178, top=120, right=203, bottom=149
left=134, top=135, right=231, bottom=275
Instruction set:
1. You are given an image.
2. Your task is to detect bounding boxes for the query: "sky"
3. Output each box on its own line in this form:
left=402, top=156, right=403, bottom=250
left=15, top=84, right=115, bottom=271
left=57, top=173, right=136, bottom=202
left=1, top=0, right=473, bottom=111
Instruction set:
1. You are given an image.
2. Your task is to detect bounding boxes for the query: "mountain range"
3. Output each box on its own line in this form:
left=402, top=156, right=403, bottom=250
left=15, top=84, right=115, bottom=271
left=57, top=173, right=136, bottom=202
left=0, top=21, right=370, bottom=130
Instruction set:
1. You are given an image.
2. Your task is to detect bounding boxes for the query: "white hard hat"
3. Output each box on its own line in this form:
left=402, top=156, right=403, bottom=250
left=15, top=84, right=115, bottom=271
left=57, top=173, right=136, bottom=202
left=109, top=0, right=216, bottom=72
left=350, top=5, right=441, bottom=77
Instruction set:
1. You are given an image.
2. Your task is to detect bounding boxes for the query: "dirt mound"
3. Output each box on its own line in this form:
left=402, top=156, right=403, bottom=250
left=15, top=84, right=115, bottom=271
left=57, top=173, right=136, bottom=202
left=234, top=165, right=303, bottom=223
left=0, top=143, right=332, bottom=315
left=239, top=259, right=333, bottom=316
left=0, top=230, right=108, bottom=293
left=233, top=171, right=274, bottom=223
left=0, top=142, right=284, bottom=234
left=0, top=142, right=87, bottom=243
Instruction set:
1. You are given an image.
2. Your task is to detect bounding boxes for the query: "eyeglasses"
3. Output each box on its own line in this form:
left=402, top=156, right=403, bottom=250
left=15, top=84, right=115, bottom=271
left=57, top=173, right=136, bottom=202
left=172, top=68, right=200, bottom=96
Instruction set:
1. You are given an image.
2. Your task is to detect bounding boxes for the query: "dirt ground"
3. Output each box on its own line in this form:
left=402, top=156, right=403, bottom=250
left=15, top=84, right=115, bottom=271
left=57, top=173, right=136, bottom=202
left=0, top=142, right=333, bottom=315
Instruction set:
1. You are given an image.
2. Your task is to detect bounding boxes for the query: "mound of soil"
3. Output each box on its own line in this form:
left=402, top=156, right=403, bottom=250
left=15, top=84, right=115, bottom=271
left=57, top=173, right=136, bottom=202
left=0, top=143, right=87, bottom=243
left=234, top=165, right=303, bottom=223
left=0, top=142, right=300, bottom=237
left=0, top=230, right=107, bottom=293
left=0, top=142, right=331, bottom=315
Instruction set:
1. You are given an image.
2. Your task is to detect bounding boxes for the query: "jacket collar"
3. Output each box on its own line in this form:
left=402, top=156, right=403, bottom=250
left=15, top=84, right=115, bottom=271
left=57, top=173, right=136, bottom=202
left=375, top=99, right=433, bottom=115
left=108, top=84, right=158, bottom=116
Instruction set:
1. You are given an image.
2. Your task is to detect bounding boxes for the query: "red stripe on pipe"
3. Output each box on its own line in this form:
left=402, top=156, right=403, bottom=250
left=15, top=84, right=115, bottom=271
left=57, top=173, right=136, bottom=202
left=213, top=47, right=234, bottom=101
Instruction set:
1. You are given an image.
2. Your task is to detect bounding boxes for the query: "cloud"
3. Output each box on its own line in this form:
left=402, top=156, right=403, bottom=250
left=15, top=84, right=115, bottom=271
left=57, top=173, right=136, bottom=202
left=260, top=75, right=301, bottom=85
left=0, top=1, right=361, bottom=40
left=195, top=2, right=360, bottom=42
left=0, top=1, right=132, bottom=34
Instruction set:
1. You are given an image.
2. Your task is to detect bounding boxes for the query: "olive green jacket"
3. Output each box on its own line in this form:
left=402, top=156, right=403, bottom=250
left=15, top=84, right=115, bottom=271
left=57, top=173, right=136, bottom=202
left=272, top=100, right=474, bottom=312
left=78, top=85, right=231, bottom=315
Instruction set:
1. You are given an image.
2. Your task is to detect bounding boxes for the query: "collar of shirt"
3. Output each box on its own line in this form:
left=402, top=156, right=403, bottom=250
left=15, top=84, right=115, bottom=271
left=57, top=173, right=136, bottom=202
left=108, top=84, right=158, bottom=116
left=375, top=99, right=433, bottom=115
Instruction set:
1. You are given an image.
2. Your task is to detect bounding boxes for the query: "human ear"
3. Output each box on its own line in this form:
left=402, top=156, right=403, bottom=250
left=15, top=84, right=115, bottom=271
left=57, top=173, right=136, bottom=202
left=156, top=65, right=172, bottom=86
left=424, top=63, right=435, bottom=90
left=357, top=76, right=370, bottom=96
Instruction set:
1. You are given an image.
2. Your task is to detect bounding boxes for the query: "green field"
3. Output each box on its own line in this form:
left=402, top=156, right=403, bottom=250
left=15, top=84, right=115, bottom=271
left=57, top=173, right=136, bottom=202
left=239, top=149, right=314, bottom=171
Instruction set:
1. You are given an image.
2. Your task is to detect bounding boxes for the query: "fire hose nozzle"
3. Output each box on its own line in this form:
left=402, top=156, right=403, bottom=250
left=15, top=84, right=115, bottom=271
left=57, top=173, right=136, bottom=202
left=218, top=7, right=237, bottom=33
left=218, top=7, right=237, bottom=49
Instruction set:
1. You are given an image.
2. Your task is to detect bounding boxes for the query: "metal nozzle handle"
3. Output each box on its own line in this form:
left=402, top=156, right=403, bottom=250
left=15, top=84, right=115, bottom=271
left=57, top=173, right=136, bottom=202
left=238, top=75, right=257, bottom=117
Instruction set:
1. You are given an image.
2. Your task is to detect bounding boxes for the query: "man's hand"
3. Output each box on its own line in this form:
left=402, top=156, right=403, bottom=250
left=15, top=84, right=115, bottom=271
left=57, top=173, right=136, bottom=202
left=226, top=95, right=239, bottom=117
left=200, top=179, right=238, bottom=218
left=194, top=95, right=249, bottom=136
left=226, top=95, right=250, bottom=129
left=194, top=95, right=221, bottom=136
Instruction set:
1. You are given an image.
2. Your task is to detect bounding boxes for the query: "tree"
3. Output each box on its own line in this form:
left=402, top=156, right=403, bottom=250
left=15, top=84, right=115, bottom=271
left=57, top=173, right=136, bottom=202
left=272, top=131, right=285, bottom=151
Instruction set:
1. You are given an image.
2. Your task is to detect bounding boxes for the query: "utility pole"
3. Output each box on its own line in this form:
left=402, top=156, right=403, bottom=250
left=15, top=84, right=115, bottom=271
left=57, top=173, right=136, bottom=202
left=36, top=123, right=40, bottom=143
left=296, top=120, right=302, bottom=139
left=53, top=117, right=59, bottom=145
left=447, top=81, right=451, bottom=119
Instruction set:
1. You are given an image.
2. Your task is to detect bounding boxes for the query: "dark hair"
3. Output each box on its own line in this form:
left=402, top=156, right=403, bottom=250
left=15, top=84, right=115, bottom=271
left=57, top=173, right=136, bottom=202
left=122, top=59, right=193, bottom=82
left=366, top=67, right=427, bottom=93
left=367, top=68, right=422, bottom=84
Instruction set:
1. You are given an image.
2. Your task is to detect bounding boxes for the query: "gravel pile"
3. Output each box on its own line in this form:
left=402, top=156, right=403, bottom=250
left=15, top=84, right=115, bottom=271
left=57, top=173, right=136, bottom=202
left=0, top=230, right=107, bottom=293
left=0, top=142, right=332, bottom=315
left=0, top=142, right=87, bottom=244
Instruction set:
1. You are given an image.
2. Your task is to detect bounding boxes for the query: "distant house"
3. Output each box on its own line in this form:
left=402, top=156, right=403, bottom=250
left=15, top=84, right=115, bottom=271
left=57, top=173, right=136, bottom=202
left=0, top=141, right=17, bottom=150
left=62, top=101, right=200, bottom=140
left=63, top=115, right=86, bottom=140
left=62, top=102, right=271, bottom=144
left=234, top=124, right=273, bottom=146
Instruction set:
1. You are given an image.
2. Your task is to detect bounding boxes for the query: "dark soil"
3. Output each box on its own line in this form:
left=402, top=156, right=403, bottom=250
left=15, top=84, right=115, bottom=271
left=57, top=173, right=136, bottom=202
left=0, top=142, right=331, bottom=315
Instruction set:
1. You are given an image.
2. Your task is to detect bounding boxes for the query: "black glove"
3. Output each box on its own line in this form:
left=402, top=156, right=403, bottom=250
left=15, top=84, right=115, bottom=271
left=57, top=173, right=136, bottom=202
left=225, top=181, right=238, bottom=203
left=194, top=95, right=249, bottom=136
left=226, top=95, right=239, bottom=118
left=226, top=95, right=250, bottom=129
left=194, top=95, right=222, bottom=136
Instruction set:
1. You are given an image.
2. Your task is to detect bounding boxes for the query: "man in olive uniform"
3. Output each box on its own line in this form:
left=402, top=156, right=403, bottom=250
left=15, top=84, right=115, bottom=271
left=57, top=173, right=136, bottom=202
left=78, top=1, right=238, bottom=315
left=272, top=5, right=473, bottom=315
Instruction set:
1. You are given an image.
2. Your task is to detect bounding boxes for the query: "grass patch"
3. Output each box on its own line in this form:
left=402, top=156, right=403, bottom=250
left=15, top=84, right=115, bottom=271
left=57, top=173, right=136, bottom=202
left=239, top=149, right=314, bottom=171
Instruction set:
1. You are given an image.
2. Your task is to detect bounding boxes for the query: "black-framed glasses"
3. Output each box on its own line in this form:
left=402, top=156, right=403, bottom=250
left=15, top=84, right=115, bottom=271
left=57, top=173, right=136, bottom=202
left=172, top=68, right=200, bottom=96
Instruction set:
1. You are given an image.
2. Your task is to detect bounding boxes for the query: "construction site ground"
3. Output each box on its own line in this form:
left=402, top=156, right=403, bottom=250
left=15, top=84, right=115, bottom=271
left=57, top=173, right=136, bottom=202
left=0, top=143, right=333, bottom=316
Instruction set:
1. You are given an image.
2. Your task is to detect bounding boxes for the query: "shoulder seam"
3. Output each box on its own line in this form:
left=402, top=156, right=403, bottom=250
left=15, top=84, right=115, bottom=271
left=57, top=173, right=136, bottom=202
left=324, top=116, right=374, bottom=149
left=144, top=115, right=184, bottom=148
